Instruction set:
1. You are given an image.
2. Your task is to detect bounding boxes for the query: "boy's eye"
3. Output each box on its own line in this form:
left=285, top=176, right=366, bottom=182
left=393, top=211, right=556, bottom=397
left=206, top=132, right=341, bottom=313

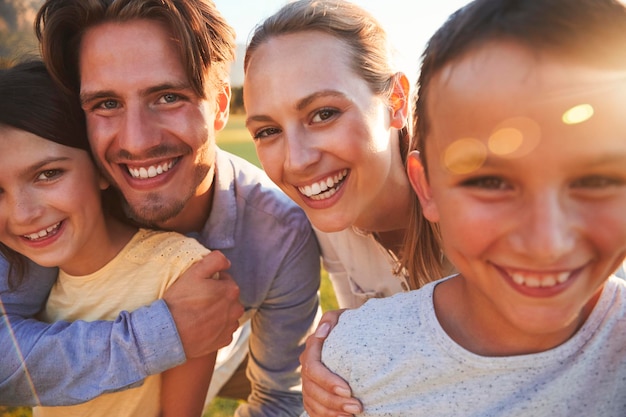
left=461, top=176, right=510, bottom=190
left=253, top=127, right=282, bottom=140
left=571, top=176, right=623, bottom=189
left=311, top=108, right=339, bottom=124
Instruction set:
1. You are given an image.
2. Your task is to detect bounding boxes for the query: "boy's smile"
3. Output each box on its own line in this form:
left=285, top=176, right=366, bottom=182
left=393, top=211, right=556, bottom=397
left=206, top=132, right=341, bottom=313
left=410, top=40, right=626, bottom=355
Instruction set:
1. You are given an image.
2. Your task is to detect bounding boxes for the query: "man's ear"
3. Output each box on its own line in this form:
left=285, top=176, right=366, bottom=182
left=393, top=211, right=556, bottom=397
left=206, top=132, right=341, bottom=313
left=407, top=150, right=440, bottom=222
left=214, top=83, right=231, bottom=131
left=98, top=173, right=110, bottom=191
left=389, top=72, right=410, bottom=129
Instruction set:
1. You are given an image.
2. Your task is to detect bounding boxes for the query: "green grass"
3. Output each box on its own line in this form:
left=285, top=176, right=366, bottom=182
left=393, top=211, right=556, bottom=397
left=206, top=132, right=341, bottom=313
left=0, top=114, right=337, bottom=417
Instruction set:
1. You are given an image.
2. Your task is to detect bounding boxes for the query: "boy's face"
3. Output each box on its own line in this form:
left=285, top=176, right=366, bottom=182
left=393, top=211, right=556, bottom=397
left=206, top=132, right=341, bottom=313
left=410, top=40, right=626, bottom=352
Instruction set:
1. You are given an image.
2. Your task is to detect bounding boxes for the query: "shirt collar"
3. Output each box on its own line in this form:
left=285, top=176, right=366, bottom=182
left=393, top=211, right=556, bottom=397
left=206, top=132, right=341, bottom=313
left=201, top=148, right=237, bottom=249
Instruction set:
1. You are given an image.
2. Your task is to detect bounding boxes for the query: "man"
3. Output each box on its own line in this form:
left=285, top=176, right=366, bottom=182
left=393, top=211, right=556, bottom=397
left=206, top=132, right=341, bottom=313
left=0, top=0, right=321, bottom=415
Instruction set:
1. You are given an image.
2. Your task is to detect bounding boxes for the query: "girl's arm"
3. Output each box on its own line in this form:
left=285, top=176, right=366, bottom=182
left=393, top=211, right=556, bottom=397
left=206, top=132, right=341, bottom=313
left=161, top=352, right=217, bottom=417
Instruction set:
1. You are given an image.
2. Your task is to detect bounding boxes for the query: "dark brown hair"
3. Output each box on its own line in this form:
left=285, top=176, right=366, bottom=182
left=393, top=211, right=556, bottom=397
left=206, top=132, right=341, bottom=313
left=35, top=0, right=236, bottom=99
left=0, top=60, right=89, bottom=288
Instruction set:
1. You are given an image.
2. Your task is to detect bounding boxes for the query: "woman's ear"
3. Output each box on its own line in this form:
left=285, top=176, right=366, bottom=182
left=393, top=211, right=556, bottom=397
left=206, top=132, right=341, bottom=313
left=389, top=72, right=410, bottom=129
left=407, top=150, right=440, bottom=222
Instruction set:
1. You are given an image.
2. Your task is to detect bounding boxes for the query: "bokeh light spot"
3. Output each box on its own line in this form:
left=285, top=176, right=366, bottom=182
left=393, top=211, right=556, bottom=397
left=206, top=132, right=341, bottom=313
left=562, top=104, right=594, bottom=125
left=489, top=127, right=523, bottom=156
left=443, top=138, right=487, bottom=174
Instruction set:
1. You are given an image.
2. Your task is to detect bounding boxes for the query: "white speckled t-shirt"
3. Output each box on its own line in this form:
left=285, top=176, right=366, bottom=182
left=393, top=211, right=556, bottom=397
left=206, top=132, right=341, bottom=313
left=310, top=275, right=626, bottom=417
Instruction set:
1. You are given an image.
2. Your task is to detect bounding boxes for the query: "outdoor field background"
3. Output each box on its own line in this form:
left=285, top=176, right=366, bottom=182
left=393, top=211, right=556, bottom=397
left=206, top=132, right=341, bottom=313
left=0, top=113, right=338, bottom=417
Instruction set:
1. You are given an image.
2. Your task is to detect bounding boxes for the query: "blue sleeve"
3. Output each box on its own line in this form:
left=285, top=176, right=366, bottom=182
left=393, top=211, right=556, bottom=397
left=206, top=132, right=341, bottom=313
left=0, top=257, right=186, bottom=406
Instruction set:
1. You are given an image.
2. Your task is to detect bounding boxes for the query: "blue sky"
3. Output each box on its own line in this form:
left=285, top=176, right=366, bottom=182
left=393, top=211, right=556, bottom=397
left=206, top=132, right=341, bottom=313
left=214, top=0, right=471, bottom=84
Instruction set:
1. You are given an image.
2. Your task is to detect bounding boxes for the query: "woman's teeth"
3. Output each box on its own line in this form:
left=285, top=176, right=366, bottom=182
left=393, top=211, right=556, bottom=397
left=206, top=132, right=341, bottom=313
left=298, top=169, right=348, bottom=199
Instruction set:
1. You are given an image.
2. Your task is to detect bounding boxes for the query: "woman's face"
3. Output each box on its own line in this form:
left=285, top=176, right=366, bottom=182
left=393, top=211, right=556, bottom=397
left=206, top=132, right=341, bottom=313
left=244, top=31, right=408, bottom=232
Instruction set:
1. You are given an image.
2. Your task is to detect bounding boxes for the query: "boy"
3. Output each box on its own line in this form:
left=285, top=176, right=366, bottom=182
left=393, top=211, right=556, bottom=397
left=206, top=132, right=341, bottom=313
left=307, top=0, right=626, bottom=415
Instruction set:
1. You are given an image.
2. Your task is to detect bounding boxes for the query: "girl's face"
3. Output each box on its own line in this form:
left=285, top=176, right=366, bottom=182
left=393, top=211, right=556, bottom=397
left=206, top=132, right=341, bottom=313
left=409, top=41, right=626, bottom=353
left=0, top=127, right=109, bottom=275
left=244, top=31, right=409, bottom=233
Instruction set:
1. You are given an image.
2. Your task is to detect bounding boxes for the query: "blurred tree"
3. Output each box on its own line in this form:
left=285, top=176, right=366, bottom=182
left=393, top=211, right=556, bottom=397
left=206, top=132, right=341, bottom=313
left=0, top=0, right=43, bottom=61
left=231, top=86, right=244, bottom=114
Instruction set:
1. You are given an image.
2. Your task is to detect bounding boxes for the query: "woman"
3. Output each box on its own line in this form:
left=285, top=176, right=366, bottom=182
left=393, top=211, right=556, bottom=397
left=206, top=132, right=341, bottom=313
left=243, top=0, right=449, bottom=414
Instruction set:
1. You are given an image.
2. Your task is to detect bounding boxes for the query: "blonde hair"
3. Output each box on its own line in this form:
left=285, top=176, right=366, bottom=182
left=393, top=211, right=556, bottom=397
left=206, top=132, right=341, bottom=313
left=245, top=0, right=448, bottom=288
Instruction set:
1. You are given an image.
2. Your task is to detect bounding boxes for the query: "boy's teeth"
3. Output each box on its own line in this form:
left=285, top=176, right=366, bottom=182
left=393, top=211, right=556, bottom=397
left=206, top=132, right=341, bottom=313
left=128, top=160, right=174, bottom=179
left=299, top=169, right=348, bottom=198
left=510, top=271, right=571, bottom=288
left=24, top=222, right=61, bottom=240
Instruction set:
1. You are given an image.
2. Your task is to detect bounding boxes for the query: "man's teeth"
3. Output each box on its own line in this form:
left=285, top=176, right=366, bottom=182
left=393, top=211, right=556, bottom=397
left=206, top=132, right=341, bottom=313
left=128, top=161, right=174, bottom=179
left=510, top=271, right=571, bottom=288
left=298, top=169, right=348, bottom=199
left=24, top=222, right=61, bottom=241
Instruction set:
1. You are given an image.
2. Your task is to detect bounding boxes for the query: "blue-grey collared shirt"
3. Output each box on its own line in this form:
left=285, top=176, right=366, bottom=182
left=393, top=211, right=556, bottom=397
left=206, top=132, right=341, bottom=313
left=0, top=149, right=321, bottom=416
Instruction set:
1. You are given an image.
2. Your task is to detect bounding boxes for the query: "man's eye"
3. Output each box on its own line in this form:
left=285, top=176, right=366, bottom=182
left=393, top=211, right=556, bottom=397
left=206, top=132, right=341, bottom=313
left=159, top=93, right=180, bottom=104
left=94, top=100, right=119, bottom=110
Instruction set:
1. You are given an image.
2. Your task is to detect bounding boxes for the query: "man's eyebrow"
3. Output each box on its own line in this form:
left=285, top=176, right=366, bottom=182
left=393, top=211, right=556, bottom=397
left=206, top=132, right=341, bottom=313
left=80, top=90, right=116, bottom=106
left=80, top=82, right=193, bottom=106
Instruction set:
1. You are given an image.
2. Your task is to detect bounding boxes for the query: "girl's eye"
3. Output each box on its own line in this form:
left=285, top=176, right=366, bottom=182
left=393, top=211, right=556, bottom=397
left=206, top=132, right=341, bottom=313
left=253, top=127, right=282, bottom=140
left=461, top=176, right=510, bottom=190
left=36, top=169, right=62, bottom=181
left=311, top=108, right=339, bottom=124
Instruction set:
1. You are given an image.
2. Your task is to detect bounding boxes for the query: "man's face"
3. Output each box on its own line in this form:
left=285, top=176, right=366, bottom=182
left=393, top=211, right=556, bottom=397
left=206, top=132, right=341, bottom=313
left=79, top=19, right=229, bottom=231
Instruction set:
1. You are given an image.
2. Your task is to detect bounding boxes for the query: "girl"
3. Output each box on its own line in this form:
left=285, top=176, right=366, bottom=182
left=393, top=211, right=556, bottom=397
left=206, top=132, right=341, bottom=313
left=0, top=60, right=215, bottom=417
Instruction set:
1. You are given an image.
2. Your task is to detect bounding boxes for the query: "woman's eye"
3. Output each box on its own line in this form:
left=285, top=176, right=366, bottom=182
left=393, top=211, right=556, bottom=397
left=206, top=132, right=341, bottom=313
left=461, top=176, right=509, bottom=190
left=311, top=108, right=339, bottom=124
left=253, top=127, right=281, bottom=140
left=36, top=169, right=62, bottom=181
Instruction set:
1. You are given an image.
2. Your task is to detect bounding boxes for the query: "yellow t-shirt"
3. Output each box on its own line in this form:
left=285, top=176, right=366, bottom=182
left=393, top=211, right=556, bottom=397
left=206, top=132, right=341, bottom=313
left=34, top=228, right=210, bottom=417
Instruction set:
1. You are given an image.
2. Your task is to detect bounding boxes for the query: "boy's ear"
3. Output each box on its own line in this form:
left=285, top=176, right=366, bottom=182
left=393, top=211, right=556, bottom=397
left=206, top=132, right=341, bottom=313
left=407, top=150, right=440, bottom=222
left=214, top=83, right=231, bottom=131
left=389, top=72, right=410, bottom=129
